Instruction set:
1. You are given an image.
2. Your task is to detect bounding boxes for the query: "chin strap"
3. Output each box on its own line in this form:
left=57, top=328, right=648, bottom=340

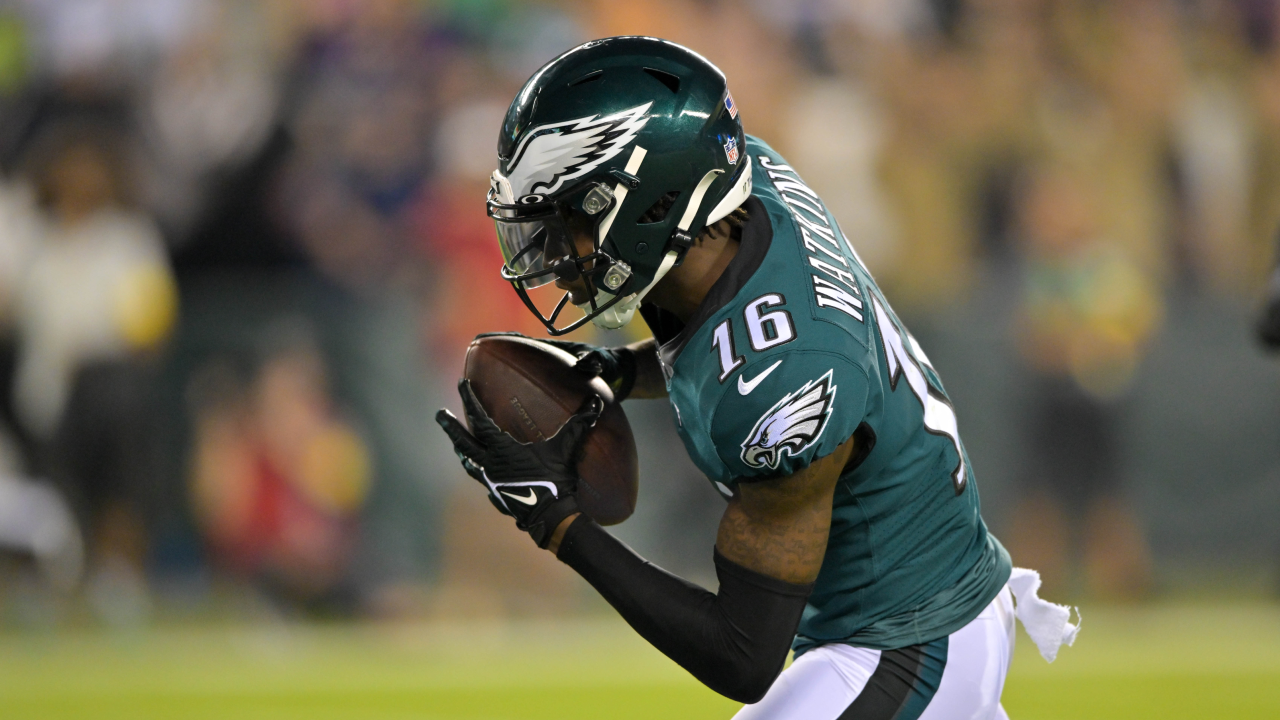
left=583, top=249, right=680, bottom=329
left=596, top=146, right=649, bottom=250
left=584, top=166, right=726, bottom=330
left=706, top=156, right=752, bottom=226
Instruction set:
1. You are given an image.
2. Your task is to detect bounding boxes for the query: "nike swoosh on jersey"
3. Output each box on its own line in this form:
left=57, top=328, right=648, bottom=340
left=500, top=488, right=539, bottom=505
left=738, top=360, right=783, bottom=395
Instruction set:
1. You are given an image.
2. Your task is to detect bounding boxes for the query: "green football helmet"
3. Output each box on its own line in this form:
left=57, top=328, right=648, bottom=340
left=488, top=36, right=752, bottom=335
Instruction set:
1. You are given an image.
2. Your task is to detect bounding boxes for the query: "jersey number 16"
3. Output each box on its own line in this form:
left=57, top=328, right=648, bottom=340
left=710, top=293, right=796, bottom=382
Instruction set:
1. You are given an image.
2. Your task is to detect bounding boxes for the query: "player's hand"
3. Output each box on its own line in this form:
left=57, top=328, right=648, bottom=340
left=475, top=332, right=637, bottom=401
left=435, top=379, right=601, bottom=548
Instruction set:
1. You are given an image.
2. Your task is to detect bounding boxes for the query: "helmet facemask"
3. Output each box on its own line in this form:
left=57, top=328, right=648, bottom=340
left=489, top=169, right=638, bottom=335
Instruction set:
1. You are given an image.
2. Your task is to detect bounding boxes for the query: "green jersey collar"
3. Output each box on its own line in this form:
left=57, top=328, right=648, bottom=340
left=641, top=194, right=773, bottom=369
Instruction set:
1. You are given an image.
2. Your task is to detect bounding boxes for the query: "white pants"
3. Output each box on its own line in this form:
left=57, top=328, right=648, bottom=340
left=734, top=587, right=1016, bottom=720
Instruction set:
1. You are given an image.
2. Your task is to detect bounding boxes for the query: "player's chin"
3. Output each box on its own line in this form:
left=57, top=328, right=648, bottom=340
left=556, top=281, right=594, bottom=306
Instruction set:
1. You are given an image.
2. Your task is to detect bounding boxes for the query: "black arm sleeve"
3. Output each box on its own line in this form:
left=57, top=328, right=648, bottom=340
left=556, top=515, right=814, bottom=703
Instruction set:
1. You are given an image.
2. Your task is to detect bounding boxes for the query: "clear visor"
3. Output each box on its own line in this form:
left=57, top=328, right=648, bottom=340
left=485, top=170, right=639, bottom=336
left=494, top=217, right=554, bottom=289
left=491, top=205, right=581, bottom=290
left=488, top=173, right=609, bottom=290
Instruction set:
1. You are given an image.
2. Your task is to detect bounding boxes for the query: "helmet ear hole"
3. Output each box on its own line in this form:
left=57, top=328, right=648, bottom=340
left=642, top=68, right=680, bottom=94
left=568, top=70, right=604, bottom=87
left=637, top=191, right=682, bottom=225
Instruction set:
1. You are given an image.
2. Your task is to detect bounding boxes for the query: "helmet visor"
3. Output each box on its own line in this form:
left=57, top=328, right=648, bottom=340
left=488, top=172, right=585, bottom=290
left=489, top=182, right=580, bottom=287
left=494, top=216, right=556, bottom=289
left=488, top=175, right=612, bottom=291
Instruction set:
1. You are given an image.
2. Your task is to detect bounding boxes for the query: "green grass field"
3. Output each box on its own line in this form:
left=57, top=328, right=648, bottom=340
left=0, top=605, right=1277, bottom=719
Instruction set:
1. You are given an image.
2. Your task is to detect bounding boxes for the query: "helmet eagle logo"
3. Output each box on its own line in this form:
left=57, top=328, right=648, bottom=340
left=502, top=102, right=653, bottom=200
left=740, top=370, right=837, bottom=470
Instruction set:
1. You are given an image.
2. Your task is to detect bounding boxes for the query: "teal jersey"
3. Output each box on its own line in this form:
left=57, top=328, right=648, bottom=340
left=641, top=136, right=1010, bottom=653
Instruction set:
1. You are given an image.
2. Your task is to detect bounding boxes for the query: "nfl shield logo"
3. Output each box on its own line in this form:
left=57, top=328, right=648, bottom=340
left=724, top=136, right=739, bottom=165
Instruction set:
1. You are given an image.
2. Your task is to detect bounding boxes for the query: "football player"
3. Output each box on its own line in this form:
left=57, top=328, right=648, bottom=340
left=436, top=37, right=1076, bottom=718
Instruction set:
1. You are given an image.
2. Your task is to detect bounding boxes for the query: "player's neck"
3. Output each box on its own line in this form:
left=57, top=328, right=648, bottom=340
left=648, top=221, right=739, bottom=323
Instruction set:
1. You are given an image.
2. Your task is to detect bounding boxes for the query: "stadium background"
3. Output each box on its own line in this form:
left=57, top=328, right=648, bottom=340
left=0, top=0, right=1277, bottom=717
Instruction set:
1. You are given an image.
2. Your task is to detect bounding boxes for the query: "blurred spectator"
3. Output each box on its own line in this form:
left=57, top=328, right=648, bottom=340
left=1173, top=76, right=1255, bottom=292
left=868, top=0, right=998, bottom=307
left=10, top=120, right=176, bottom=624
left=188, top=323, right=369, bottom=614
left=0, top=473, right=83, bottom=594
left=781, top=23, right=900, bottom=279
left=135, top=0, right=281, bottom=244
left=1006, top=167, right=1161, bottom=601
left=19, top=0, right=209, bottom=87
left=268, top=0, right=458, bottom=612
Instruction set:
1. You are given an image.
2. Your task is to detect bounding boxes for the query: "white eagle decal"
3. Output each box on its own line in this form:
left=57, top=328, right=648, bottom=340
left=740, top=370, right=838, bottom=471
left=500, top=102, right=652, bottom=199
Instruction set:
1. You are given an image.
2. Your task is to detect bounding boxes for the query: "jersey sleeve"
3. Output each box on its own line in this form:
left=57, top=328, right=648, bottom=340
left=709, top=350, right=870, bottom=480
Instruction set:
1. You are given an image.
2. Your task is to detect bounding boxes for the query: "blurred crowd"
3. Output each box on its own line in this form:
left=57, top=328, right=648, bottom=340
left=0, top=0, right=1278, bottom=625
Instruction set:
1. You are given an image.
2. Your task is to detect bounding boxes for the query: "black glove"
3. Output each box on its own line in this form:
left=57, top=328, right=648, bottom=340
left=435, top=379, right=603, bottom=548
left=475, top=332, right=637, bottom=401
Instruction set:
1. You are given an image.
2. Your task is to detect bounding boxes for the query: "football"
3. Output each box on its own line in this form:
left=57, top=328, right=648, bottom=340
left=462, top=335, right=639, bottom=525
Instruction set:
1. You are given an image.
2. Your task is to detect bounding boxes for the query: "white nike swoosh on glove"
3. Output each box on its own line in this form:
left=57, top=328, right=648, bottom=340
left=500, top=488, right=539, bottom=505
left=738, top=360, right=782, bottom=395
